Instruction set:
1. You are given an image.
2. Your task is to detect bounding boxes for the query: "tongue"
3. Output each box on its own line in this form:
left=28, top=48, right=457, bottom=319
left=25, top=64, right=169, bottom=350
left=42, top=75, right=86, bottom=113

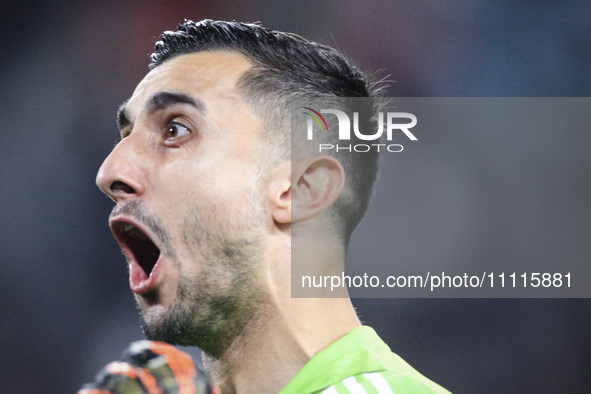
left=129, top=255, right=161, bottom=294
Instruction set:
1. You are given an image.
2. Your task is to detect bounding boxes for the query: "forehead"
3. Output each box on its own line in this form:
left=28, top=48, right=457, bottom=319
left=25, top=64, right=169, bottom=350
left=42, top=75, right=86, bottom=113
left=126, top=51, right=254, bottom=114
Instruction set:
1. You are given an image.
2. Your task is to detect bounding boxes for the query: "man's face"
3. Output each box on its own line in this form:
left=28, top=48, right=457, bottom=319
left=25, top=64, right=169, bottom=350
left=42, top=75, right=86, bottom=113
left=96, top=51, right=270, bottom=355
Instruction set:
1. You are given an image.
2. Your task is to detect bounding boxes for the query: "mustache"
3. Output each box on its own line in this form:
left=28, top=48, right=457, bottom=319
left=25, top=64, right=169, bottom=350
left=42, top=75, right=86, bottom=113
left=110, top=201, right=173, bottom=257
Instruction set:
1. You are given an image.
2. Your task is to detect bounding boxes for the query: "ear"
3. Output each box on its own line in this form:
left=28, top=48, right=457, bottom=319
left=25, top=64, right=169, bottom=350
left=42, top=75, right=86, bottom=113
left=291, top=155, right=345, bottom=222
left=267, top=156, right=346, bottom=224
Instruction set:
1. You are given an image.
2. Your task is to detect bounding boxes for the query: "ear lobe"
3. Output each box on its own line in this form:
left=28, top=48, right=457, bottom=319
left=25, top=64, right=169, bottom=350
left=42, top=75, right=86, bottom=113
left=291, top=155, right=345, bottom=222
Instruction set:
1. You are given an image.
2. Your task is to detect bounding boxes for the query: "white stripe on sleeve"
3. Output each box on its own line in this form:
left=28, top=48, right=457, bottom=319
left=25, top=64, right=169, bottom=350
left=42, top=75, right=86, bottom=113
left=363, top=372, right=393, bottom=394
left=342, top=376, right=367, bottom=394
left=322, top=385, right=339, bottom=394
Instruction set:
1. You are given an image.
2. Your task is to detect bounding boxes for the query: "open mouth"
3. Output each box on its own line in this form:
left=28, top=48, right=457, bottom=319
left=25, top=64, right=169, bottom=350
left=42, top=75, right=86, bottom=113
left=112, top=221, right=161, bottom=279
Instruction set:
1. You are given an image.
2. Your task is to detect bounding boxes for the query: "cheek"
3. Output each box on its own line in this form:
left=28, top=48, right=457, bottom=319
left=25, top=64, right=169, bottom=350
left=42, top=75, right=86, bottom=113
left=148, top=143, right=263, bottom=235
left=162, top=161, right=259, bottom=212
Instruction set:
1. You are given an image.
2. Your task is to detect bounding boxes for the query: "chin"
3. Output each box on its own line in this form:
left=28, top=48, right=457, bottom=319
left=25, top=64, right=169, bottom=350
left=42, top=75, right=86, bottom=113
left=138, top=301, right=198, bottom=346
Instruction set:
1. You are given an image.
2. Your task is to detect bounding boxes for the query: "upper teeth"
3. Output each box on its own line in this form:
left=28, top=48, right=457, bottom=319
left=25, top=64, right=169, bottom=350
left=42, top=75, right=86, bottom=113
left=123, top=224, right=149, bottom=242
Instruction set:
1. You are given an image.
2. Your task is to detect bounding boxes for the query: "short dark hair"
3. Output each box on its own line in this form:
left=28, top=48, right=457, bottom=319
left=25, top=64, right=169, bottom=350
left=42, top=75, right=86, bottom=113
left=151, top=19, right=382, bottom=240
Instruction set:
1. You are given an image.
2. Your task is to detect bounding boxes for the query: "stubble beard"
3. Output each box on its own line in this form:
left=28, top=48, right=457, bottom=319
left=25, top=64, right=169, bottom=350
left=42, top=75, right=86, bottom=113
left=137, top=195, right=268, bottom=358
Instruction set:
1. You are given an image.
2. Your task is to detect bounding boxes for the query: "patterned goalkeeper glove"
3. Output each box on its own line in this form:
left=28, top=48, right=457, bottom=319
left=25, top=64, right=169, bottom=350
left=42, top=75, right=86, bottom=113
left=78, top=340, right=219, bottom=394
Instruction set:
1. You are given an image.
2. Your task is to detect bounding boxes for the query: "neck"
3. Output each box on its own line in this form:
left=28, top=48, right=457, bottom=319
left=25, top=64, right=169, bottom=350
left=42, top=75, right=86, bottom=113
left=204, top=224, right=360, bottom=393
left=203, top=287, right=360, bottom=393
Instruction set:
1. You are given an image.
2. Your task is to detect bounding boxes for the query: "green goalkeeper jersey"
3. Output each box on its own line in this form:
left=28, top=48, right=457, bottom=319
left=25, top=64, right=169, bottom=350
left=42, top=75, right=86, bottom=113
left=280, top=326, right=451, bottom=394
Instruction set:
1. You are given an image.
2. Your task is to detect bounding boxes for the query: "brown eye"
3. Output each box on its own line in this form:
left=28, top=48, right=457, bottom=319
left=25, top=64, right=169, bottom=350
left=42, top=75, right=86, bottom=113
left=166, top=122, right=190, bottom=139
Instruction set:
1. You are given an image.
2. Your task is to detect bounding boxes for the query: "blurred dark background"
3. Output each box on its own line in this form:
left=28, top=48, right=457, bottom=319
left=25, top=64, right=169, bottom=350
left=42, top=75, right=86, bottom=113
left=1, top=0, right=590, bottom=392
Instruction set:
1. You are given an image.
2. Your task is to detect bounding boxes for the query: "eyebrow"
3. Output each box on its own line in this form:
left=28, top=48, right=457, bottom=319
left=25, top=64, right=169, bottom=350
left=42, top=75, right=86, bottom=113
left=116, top=92, right=205, bottom=135
left=147, top=91, right=204, bottom=113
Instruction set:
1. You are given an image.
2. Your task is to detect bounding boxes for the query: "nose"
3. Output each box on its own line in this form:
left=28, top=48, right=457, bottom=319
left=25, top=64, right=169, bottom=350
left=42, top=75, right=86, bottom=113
left=96, top=136, right=146, bottom=202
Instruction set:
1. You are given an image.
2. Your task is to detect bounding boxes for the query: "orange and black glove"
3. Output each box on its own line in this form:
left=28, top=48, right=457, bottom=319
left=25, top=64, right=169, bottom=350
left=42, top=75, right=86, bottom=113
left=78, top=340, right=219, bottom=394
